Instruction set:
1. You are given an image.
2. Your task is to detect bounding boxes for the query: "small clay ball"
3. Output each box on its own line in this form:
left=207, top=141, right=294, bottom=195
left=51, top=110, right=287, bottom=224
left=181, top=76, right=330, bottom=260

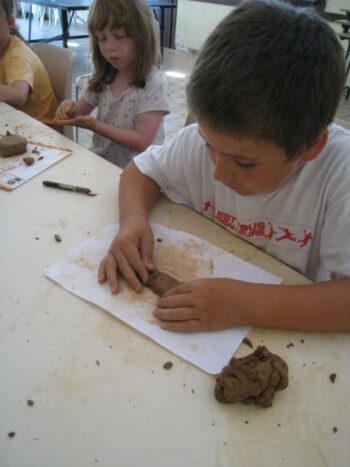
left=0, top=134, right=27, bottom=157
left=23, top=157, right=35, bottom=166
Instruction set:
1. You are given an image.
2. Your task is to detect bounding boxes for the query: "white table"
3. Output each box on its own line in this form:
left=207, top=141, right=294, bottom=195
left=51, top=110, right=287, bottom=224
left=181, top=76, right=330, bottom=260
left=1, top=103, right=349, bottom=467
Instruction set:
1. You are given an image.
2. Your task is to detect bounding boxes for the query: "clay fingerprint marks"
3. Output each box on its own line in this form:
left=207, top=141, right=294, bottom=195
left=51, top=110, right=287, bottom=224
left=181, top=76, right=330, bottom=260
left=215, top=346, right=289, bottom=408
left=0, top=134, right=27, bottom=157
left=152, top=236, right=213, bottom=283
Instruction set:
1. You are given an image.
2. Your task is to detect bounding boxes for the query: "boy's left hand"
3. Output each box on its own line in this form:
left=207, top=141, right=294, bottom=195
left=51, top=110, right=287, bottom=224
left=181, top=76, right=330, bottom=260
left=153, top=278, right=250, bottom=332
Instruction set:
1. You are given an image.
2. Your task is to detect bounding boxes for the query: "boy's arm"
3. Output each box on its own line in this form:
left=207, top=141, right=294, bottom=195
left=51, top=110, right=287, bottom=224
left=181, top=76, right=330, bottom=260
left=98, top=161, right=161, bottom=293
left=0, top=80, right=30, bottom=107
left=154, top=277, right=350, bottom=332
left=73, top=111, right=166, bottom=152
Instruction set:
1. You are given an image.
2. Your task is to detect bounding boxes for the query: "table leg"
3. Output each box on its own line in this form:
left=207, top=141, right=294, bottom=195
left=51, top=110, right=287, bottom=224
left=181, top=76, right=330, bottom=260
left=60, top=10, right=69, bottom=48
left=169, top=2, right=175, bottom=49
left=28, top=3, right=32, bottom=42
left=161, top=7, right=165, bottom=58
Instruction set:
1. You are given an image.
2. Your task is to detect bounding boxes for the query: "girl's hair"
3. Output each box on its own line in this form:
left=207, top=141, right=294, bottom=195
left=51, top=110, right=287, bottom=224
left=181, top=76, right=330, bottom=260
left=87, top=0, right=156, bottom=92
left=0, top=0, right=26, bottom=41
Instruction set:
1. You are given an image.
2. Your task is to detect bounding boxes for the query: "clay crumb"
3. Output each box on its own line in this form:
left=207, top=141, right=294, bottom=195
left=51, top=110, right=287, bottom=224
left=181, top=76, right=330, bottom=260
left=96, top=360, right=100, bottom=366
left=286, top=342, right=294, bottom=348
left=333, top=427, right=338, bottom=433
left=242, top=337, right=253, bottom=349
left=163, top=361, right=173, bottom=370
left=35, top=237, right=39, bottom=240
left=300, top=339, right=305, bottom=343
left=37, top=155, right=44, bottom=161
left=54, top=234, right=62, bottom=242
left=31, top=148, right=40, bottom=154
left=244, top=420, right=249, bottom=424
left=23, top=157, right=35, bottom=166
left=191, top=389, right=195, bottom=394
left=156, top=238, right=162, bottom=242
left=329, top=373, right=337, bottom=383
left=8, top=432, right=15, bottom=438
left=27, top=399, right=34, bottom=406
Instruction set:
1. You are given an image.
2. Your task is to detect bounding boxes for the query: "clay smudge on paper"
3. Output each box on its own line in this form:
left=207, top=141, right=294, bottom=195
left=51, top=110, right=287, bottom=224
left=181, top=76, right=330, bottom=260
left=153, top=239, right=213, bottom=282
left=73, top=257, right=96, bottom=271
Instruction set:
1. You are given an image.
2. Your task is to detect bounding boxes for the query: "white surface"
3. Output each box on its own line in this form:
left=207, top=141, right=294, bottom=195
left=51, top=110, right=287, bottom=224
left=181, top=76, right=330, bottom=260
left=1, top=103, right=349, bottom=467
left=45, top=223, right=281, bottom=374
left=0, top=139, right=71, bottom=190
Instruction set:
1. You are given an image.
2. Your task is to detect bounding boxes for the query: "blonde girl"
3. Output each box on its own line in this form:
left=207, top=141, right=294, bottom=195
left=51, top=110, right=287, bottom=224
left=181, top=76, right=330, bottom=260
left=56, top=0, right=170, bottom=168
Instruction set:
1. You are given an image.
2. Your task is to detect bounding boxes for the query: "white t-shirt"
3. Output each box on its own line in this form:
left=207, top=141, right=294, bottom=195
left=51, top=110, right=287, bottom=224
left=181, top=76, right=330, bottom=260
left=83, top=66, right=170, bottom=168
left=134, top=123, right=350, bottom=282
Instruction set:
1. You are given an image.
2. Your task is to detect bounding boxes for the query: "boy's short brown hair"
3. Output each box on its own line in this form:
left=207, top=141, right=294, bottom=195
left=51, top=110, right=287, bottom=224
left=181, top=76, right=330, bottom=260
left=0, top=0, right=14, bottom=17
left=187, top=0, right=345, bottom=158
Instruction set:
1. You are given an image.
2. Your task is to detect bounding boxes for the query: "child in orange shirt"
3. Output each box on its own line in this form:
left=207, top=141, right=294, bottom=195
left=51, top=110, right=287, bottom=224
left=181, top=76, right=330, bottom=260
left=0, top=0, right=58, bottom=122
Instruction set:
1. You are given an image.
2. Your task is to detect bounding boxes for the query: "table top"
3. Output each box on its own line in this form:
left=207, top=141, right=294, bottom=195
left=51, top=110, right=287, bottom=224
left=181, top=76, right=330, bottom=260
left=148, top=1, right=177, bottom=8
left=19, top=0, right=91, bottom=11
left=19, top=0, right=176, bottom=9
left=1, top=103, right=349, bottom=467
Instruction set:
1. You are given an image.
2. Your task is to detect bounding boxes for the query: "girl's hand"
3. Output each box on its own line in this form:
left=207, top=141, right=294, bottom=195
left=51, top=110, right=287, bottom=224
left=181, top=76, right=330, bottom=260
left=55, top=99, right=77, bottom=119
left=98, top=215, right=155, bottom=294
left=153, top=278, right=251, bottom=332
left=69, top=115, right=97, bottom=131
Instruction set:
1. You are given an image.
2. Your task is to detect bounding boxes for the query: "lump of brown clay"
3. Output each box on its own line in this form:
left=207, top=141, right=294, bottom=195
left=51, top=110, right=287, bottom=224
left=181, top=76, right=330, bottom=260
left=145, top=269, right=180, bottom=297
left=23, top=156, right=35, bottom=166
left=215, top=346, right=288, bottom=408
left=0, top=134, right=27, bottom=157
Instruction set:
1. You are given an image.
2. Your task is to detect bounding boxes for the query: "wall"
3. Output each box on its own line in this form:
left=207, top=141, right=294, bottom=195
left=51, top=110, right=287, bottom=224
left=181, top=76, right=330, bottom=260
left=175, top=0, right=350, bottom=51
left=325, top=0, right=349, bottom=13
left=175, top=0, right=233, bottom=51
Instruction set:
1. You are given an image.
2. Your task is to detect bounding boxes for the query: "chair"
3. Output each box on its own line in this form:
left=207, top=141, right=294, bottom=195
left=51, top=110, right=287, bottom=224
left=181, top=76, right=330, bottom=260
left=32, top=43, right=76, bottom=139
left=75, top=73, right=91, bottom=142
left=153, top=18, right=161, bottom=67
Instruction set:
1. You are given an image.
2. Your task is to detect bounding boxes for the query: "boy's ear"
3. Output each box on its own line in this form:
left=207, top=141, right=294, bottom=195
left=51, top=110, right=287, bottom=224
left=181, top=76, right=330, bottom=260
left=8, top=16, right=15, bottom=27
left=301, top=129, right=328, bottom=162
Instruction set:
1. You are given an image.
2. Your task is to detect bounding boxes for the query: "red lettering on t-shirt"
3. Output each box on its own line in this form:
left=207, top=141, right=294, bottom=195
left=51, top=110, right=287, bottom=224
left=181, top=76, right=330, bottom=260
left=276, top=227, right=297, bottom=242
left=212, top=208, right=312, bottom=250
left=297, top=230, right=313, bottom=248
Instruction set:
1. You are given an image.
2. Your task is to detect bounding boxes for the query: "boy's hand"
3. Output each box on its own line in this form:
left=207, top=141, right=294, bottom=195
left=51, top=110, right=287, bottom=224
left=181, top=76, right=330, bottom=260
left=98, top=215, right=155, bottom=294
left=153, top=278, right=250, bottom=332
left=55, top=99, right=77, bottom=119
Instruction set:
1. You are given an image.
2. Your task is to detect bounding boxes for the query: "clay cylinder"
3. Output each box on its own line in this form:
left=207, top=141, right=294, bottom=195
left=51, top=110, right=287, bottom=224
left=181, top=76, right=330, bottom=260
left=146, top=269, right=180, bottom=297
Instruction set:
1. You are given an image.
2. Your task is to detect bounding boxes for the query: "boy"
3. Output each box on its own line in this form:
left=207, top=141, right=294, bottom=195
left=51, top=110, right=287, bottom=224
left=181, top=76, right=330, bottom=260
left=99, top=0, right=350, bottom=332
left=0, top=0, right=58, bottom=122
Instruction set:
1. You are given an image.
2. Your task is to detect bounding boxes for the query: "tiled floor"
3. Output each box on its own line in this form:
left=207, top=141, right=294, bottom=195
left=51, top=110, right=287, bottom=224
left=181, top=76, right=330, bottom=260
left=17, top=15, right=350, bottom=151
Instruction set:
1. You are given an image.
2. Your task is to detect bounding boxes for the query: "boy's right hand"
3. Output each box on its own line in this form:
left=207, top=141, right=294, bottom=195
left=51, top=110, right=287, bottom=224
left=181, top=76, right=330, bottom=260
left=55, top=99, right=77, bottom=120
left=98, top=215, right=155, bottom=294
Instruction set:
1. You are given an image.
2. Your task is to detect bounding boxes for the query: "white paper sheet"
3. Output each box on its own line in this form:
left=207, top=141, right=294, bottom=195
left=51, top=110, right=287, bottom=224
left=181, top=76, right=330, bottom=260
left=0, top=139, right=71, bottom=190
left=45, top=223, right=282, bottom=374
